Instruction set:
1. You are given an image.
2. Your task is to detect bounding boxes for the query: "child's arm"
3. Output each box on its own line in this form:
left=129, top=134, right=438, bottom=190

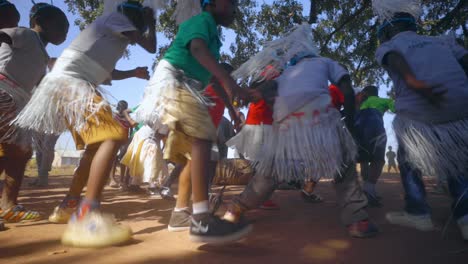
left=190, top=39, right=260, bottom=103
left=111, top=67, right=150, bottom=81
left=137, top=7, right=157, bottom=53
left=123, top=109, right=138, bottom=128
left=211, top=81, right=242, bottom=130
left=0, top=32, right=12, bottom=45
left=384, top=51, right=446, bottom=106
left=336, top=75, right=355, bottom=133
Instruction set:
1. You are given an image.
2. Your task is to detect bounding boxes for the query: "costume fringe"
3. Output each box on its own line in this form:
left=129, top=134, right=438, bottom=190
left=256, top=102, right=356, bottom=182
left=212, top=158, right=254, bottom=186
left=135, top=59, right=210, bottom=128
left=122, top=126, right=168, bottom=185
left=14, top=49, right=111, bottom=134
left=232, top=23, right=319, bottom=84
left=393, top=116, right=468, bottom=179
left=372, top=0, right=421, bottom=22
left=0, top=80, right=32, bottom=148
left=226, top=124, right=273, bottom=161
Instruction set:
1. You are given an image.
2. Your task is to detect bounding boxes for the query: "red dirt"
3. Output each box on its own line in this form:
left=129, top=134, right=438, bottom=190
left=0, top=173, right=467, bottom=264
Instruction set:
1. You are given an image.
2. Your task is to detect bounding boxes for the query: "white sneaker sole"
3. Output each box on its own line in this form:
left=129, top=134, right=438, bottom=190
left=61, top=226, right=133, bottom=248
left=189, top=224, right=253, bottom=244
left=386, top=213, right=434, bottom=231
left=168, top=225, right=190, bottom=232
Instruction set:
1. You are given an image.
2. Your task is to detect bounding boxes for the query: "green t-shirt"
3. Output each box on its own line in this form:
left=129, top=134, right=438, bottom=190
left=360, top=96, right=395, bottom=114
left=163, top=11, right=221, bottom=86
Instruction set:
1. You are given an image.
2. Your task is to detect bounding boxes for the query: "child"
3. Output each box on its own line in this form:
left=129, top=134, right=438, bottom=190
left=136, top=0, right=255, bottom=243
left=386, top=146, right=397, bottom=173
left=0, top=2, right=69, bottom=227
left=355, top=85, right=394, bottom=207
left=224, top=24, right=378, bottom=238
left=112, top=100, right=139, bottom=191
left=372, top=0, right=468, bottom=240
left=0, top=0, right=19, bottom=29
left=15, top=0, right=157, bottom=247
left=0, top=0, right=19, bottom=231
left=166, top=63, right=241, bottom=233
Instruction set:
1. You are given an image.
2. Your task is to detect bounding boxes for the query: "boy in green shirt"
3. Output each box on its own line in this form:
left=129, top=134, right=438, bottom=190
left=355, top=85, right=394, bottom=207
left=136, top=0, right=256, bottom=244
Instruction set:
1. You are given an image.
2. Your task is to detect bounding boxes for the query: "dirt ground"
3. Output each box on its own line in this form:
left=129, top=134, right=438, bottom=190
left=1, top=172, right=467, bottom=264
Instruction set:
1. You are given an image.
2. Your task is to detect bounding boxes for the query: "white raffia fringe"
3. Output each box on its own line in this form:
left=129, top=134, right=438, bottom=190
left=226, top=124, right=273, bottom=161
left=14, top=49, right=110, bottom=134
left=255, top=100, right=356, bottom=182
left=122, top=126, right=168, bottom=185
left=135, top=59, right=208, bottom=128
left=393, top=116, right=468, bottom=179
left=372, top=0, right=421, bottom=22
left=232, top=23, right=319, bottom=84
left=0, top=80, right=32, bottom=148
left=172, top=0, right=202, bottom=25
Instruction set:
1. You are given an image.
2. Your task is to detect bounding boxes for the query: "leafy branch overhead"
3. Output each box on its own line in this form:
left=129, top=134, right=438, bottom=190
left=64, top=0, right=467, bottom=87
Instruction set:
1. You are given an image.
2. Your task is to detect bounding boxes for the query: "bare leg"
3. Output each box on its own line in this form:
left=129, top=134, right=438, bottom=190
left=191, top=139, right=211, bottom=204
left=84, top=140, right=121, bottom=201
left=68, top=146, right=98, bottom=197
left=175, top=161, right=191, bottom=209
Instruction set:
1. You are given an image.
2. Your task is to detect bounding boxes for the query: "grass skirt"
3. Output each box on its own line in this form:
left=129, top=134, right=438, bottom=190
left=0, top=78, right=31, bottom=149
left=226, top=124, right=273, bottom=161
left=121, top=126, right=168, bottom=185
left=393, top=115, right=468, bottom=179
left=14, top=49, right=110, bottom=134
left=256, top=95, right=357, bottom=182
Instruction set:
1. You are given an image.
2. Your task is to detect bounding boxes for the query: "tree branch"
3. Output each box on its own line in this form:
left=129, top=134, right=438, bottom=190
left=321, top=0, right=371, bottom=49
left=430, top=0, right=467, bottom=34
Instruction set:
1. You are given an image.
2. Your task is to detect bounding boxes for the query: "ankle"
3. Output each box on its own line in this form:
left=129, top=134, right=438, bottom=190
left=192, top=201, right=209, bottom=215
left=77, top=199, right=100, bottom=218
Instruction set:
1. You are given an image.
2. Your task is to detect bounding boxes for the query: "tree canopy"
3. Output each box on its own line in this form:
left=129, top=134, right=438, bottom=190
left=64, top=0, right=467, bottom=87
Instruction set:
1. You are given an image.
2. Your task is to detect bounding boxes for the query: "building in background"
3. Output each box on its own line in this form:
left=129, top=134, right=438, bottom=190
left=52, top=150, right=83, bottom=167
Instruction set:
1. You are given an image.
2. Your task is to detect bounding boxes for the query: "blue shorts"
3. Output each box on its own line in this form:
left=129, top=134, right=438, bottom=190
left=355, top=109, right=387, bottom=162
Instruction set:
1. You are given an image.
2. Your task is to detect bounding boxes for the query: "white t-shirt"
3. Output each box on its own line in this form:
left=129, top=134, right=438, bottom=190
left=68, top=12, right=137, bottom=75
left=274, top=57, right=348, bottom=119
left=376, top=31, right=468, bottom=123
left=0, top=27, right=49, bottom=92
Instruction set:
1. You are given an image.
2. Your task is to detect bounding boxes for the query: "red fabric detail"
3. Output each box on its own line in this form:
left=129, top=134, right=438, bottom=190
left=246, top=99, right=274, bottom=125
left=329, top=84, right=344, bottom=110
left=204, top=84, right=225, bottom=128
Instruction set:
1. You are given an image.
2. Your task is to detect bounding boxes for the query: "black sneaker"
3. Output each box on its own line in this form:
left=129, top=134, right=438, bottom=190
left=168, top=209, right=191, bottom=232
left=189, top=213, right=252, bottom=244
left=301, top=190, right=324, bottom=203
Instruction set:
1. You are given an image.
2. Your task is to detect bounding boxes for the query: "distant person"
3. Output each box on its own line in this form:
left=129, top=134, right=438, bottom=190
left=217, top=116, right=235, bottom=159
left=386, top=146, right=398, bottom=173
left=30, top=134, right=59, bottom=187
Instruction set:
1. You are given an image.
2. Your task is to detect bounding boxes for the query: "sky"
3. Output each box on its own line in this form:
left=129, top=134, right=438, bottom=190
left=13, top=0, right=396, bottom=155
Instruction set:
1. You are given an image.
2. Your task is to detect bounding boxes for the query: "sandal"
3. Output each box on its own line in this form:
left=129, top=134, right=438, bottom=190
left=0, top=205, right=41, bottom=223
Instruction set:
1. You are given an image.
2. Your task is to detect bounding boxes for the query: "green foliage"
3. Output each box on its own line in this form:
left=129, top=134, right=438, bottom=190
left=65, top=0, right=467, bottom=87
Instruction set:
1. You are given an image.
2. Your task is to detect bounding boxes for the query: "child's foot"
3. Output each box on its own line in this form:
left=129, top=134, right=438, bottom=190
left=49, top=198, right=79, bottom=224
left=347, top=219, right=379, bottom=238
left=301, top=190, right=323, bottom=203
left=0, top=205, right=41, bottom=223
left=190, top=213, right=252, bottom=244
left=168, top=209, right=191, bottom=232
left=61, top=211, right=132, bottom=248
left=386, top=211, right=434, bottom=231
left=160, top=187, right=175, bottom=201
left=260, top=200, right=280, bottom=210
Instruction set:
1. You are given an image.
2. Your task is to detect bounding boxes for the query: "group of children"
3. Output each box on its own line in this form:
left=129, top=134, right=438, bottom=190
left=0, top=0, right=467, bottom=249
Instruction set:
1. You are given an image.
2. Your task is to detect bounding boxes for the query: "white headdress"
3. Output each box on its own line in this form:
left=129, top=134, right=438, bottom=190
left=372, top=0, right=422, bottom=22
left=232, top=23, right=319, bottom=84
left=103, top=0, right=170, bottom=16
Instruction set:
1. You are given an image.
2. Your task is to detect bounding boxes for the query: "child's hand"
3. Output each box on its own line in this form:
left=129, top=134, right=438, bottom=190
left=407, top=78, right=446, bottom=107
left=143, top=7, right=156, bottom=28
left=229, top=111, right=242, bottom=131
left=134, top=67, right=150, bottom=80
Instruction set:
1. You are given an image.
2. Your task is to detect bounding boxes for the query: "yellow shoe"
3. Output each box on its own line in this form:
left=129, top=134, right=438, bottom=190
left=48, top=205, right=76, bottom=224
left=61, top=212, right=132, bottom=248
